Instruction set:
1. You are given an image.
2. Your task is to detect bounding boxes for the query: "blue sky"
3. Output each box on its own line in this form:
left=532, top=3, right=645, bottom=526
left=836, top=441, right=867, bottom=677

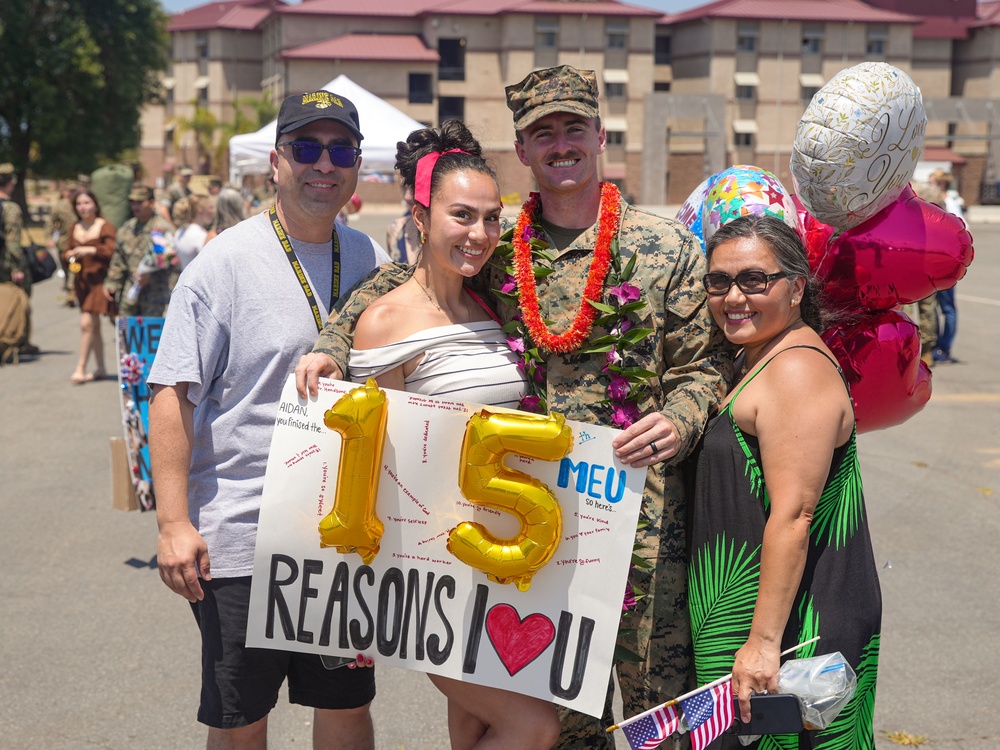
left=160, top=0, right=705, bottom=16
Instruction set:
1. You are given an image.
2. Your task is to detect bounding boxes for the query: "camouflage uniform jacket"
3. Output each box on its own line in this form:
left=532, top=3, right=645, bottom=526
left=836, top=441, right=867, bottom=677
left=163, top=181, right=191, bottom=211
left=105, top=214, right=177, bottom=317
left=314, top=200, right=733, bottom=705
left=47, top=198, right=78, bottom=254
left=0, top=198, right=30, bottom=290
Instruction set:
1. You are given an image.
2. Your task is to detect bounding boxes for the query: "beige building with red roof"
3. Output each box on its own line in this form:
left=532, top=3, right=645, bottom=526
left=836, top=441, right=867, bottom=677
left=144, top=0, right=1000, bottom=207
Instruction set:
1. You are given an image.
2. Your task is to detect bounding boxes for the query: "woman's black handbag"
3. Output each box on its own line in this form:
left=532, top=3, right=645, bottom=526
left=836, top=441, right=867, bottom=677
left=24, top=242, right=58, bottom=283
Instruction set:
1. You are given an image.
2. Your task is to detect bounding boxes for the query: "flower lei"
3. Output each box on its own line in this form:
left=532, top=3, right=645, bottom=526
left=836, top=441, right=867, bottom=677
left=493, top=182, right=654, bottom=427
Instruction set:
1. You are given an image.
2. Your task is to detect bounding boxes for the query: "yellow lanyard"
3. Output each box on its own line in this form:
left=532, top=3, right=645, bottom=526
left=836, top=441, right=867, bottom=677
left=268, top=205, right=340, bottom=332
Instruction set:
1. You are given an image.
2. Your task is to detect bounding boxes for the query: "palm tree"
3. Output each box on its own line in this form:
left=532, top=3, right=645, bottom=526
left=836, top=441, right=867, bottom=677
left=170, top=100, right=219, bottom=172
left=214, top=93, right=278, bottom=177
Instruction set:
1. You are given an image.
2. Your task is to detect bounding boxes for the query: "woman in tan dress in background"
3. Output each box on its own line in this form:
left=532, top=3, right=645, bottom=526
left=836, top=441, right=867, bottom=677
left=62, top=189, right=117, bottom=383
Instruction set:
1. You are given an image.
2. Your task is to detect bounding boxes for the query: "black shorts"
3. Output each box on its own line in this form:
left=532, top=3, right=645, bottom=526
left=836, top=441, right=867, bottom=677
left=191, top=576, right=376, bottom=728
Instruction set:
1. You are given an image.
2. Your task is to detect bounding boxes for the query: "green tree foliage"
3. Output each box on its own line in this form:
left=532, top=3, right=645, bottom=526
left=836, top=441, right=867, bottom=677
left=172, top=101, right=219, bottom=173
left=214, top=93, right=278, bottom=175
left=0, top=0, right=168, bottom=195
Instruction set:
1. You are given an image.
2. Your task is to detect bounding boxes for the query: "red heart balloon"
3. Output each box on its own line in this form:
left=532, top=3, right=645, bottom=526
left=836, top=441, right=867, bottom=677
left=822, top=309, right=932, bottom=433
left=812, top=186, right=974, bottom=310
left=793, top=196, right=836, bottom=269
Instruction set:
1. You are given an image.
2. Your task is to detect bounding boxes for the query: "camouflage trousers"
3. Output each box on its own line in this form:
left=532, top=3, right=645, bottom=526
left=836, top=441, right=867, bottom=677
left=553, top=468, right=693, bottom=749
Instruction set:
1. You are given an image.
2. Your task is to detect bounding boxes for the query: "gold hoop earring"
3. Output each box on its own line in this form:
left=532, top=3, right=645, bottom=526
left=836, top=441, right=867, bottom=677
left=419, top=231, right=427, bottom=245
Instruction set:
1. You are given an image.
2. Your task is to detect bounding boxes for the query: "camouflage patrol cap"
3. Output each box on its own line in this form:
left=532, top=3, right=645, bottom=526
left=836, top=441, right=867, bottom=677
left=505, top=65, right=600, bottom=130
left=0, top=163, right=15, bottom=177
left=128, top=185, right=155, bottom=201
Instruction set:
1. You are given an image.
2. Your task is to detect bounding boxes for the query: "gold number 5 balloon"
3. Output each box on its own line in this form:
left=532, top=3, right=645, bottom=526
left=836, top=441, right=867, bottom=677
left=450, top=410, right=574, bottom=591
left=318, top=379, right=388, bottom=564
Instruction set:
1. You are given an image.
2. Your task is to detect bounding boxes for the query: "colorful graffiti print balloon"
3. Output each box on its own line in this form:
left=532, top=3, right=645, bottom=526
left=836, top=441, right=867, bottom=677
left=702, top=165, right=800, bottom=243
left=822, top=309, right=932, bottom=433
left=791, top=62, right=926, bottom=231
left=675, top=174, right=715, bottom=250
left=811, top=186, right=974, bottom=311
left=450, top=409, right=573, bottom=592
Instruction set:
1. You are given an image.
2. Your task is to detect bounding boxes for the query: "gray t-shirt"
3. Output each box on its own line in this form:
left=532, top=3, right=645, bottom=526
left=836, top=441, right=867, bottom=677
left=148, top=210, right=390, bottom=577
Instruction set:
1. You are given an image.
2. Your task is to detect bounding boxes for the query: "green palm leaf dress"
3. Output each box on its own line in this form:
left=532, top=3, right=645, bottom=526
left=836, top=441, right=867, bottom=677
left=687, top=346, right=881, bottom=749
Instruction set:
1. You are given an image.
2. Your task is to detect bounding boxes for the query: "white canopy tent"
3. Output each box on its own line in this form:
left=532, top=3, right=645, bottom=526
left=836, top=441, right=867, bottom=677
left=228, top=75, right=424, bottom=184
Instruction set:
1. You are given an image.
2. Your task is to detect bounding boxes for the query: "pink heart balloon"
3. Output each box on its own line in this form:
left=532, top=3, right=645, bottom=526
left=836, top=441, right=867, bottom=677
left=822, top=309, right=932, bottom=433
left=812, top=186, right=974, bottom=310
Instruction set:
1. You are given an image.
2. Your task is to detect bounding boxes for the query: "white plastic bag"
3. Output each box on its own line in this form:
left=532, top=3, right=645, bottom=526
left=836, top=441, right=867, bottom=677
left=778, top=652, right=856, bottom=730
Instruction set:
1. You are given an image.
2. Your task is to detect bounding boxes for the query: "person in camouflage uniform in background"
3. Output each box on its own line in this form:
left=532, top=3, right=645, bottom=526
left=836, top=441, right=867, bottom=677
left=0, top=163, right=39, bottom=355
left=103, top=185, right=177, bottom=317
left=47, top=181, right=80, bottom=299
left=0, top=164, right=29, bottom=290
left=296, top=66, right=733, bottom=749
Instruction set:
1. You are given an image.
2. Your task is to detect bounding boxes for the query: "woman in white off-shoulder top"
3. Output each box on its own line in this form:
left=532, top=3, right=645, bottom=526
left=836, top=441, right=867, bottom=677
left=349, top=121, right=556, bottom=750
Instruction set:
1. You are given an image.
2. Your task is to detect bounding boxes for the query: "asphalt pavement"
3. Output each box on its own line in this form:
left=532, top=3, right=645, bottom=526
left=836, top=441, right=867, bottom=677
left=0, top=213, right=997, bottom=749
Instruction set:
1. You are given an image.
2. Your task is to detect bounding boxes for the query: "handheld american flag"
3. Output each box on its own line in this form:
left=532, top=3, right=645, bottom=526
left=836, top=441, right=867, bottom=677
left=621, top=703, right=682, bottom=750
left=680, top=681, right=734, bottom=750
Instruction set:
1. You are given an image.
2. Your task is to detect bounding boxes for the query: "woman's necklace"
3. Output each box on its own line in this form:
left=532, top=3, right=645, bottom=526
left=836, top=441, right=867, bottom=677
left=414, top=275, right=468, bottom=323
left=413, top=275, right=442, bottom=312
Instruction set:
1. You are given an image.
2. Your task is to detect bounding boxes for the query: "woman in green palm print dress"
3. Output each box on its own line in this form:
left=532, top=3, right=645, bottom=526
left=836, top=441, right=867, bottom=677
left=687, top=216, right=881, bottom=748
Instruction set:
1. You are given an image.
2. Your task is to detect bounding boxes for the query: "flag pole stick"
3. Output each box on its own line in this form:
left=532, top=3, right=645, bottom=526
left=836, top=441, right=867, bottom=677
left=605, top=635, right=820, bottom=733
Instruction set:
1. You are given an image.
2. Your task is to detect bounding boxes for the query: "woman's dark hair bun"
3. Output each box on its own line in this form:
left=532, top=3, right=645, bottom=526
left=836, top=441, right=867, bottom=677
left=395, top=120, right=494, bottom=205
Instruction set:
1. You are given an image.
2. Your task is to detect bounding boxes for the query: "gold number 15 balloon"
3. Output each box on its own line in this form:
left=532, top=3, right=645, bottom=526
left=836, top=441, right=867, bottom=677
left=316, top=383, right=573, bottom=590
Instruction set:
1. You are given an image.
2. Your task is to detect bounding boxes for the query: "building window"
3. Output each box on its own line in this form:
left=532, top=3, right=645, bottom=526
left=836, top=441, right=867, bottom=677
left=802, top=23, right=824, bottom=55
left=536, top=17, right=558, bottom=48
left=737, top=21, right=758, bottom=52
left=606, top=130, right=625, bottom=146
left=438, top=96, right=464, bottom=123
left=606, top=82, right=626, bottom=99
left=606, top=20, right=628, bottom=50
left=196, top=33, right=209, bottom=59
left=198, top=87, right=208, bottom=108
left=736, top=85, right=755, bottom=101
left=735, top=132, right=754, bottom=148
left=535, top=17, right=559, bottom=67
left=655, top=34, right=672, bottom=65
left=867, top=24, right=888, bottom=57
left=654, top=81, right=672, bottom=92
left=801, top=86, right=820, bottom=102
left=408, top=73, right=433, bottom=104
left=438, top=38, right=466, bottom=81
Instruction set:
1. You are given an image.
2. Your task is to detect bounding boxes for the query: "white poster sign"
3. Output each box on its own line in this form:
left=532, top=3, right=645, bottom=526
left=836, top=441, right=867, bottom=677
left=247, top=375, right=645, bottom=717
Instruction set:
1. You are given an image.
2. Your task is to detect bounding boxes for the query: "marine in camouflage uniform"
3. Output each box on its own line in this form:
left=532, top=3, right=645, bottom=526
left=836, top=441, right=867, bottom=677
left=47, top=185, right=79, bottom=295
left=0, top=163, right=37, bottom=354
left=309, top=65, right=734, bottom=749
left=909, top=179, right=945, bottom=362
left=0, top=188, right=30, bottom=290
left=104, top=185, right=177, bottom=317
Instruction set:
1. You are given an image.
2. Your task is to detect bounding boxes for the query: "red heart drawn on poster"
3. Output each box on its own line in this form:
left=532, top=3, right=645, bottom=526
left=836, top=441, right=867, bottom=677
left=485, top=604, right=555, bottom=676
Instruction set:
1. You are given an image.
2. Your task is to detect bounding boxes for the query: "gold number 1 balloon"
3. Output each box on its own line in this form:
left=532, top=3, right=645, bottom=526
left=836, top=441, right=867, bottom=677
left=318, top=379, right=388, bottom=564
left=450, top=410, right=573, bottom=591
